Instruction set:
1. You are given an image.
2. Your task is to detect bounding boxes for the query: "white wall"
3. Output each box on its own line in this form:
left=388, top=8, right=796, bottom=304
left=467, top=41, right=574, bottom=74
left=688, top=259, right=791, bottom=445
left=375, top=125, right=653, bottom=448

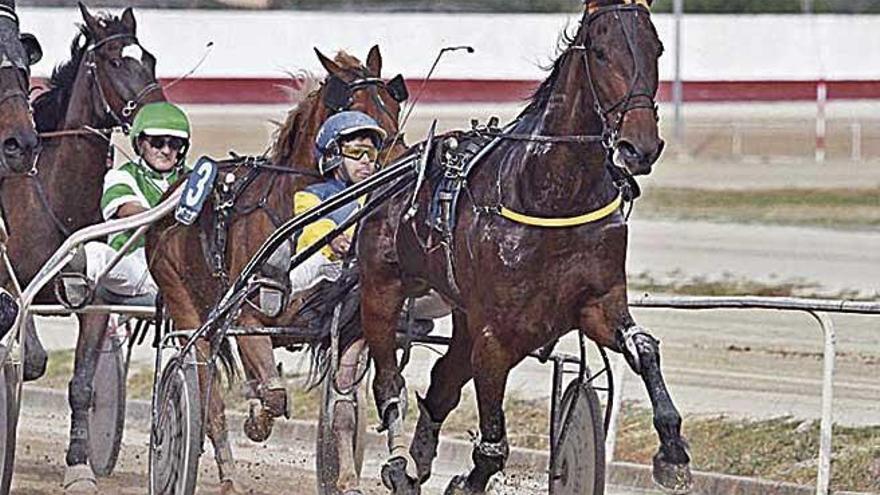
left=20, top=8, right=880, bottom=81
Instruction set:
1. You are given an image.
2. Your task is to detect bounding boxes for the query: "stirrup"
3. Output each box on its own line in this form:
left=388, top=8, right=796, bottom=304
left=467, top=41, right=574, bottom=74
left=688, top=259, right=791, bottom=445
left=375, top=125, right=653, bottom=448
left=54, top=273, right=95, bottom=310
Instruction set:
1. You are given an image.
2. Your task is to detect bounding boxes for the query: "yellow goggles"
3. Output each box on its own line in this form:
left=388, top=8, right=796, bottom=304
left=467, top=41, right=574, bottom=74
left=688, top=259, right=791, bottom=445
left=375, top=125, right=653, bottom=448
left=340, top=143, right=379, bottom=162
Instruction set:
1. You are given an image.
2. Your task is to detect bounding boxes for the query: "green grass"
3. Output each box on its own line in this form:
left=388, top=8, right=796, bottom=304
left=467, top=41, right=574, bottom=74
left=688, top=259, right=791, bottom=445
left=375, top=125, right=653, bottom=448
left=637, top=187, right=880, bottom=230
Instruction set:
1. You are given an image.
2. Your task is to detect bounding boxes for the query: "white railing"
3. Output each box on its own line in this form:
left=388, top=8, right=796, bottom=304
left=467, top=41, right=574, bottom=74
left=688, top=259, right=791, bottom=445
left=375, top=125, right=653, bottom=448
left=1, top=187, right=182, bottom=350
left=605, top=295, right=880, bottom=495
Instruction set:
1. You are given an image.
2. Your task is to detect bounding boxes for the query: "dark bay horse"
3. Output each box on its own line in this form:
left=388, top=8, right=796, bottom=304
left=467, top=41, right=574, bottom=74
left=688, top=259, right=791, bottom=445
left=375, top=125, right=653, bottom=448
left=0, top=0, right=41, bottom=176
left=358, top=1, right=692, bottom=494
left=0, top=4, right=164, bottom=492
left=145, top=47, right=407, bottom=494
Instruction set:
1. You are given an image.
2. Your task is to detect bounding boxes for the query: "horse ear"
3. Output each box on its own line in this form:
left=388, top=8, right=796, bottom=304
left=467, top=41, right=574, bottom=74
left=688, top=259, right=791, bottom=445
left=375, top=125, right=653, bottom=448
left=78, top=2, right=101, bottom=37
left=314, top=48, right=345, bottom=79
left=366, top=45, right=382, bottom=77
left=19, top=33, right=42, bottom=66
left=120, top=7, right=136, bottom=34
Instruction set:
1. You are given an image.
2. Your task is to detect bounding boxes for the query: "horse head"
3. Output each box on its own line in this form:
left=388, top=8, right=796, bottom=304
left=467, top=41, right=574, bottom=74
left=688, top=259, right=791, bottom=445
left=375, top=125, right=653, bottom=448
left=77, top=2, right=165, bottom=127
left=314, top=45, right=408, bottom=158
left=579, top=0, right=664, bottom=175
left=272, top=46, right=408, bottom=171
left=0, top=0, right=41, bottom=174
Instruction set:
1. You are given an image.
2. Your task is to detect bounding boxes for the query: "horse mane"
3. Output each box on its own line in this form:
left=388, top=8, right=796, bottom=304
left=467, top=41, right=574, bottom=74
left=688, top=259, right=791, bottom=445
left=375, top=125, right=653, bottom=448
left=32, top=12, right=129, bottom=133
left=519, top=22, right=582, bottom=120
left=269, top=72, right=320, bottom=167
left=269, top=51, right=369, bottom=168
left=32, top=28, right=89, bottom=133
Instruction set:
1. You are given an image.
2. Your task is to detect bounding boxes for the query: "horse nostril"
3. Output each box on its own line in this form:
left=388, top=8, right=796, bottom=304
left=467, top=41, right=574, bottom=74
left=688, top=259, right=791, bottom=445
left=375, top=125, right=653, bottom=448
left=618, top=140, right=642, bottom=162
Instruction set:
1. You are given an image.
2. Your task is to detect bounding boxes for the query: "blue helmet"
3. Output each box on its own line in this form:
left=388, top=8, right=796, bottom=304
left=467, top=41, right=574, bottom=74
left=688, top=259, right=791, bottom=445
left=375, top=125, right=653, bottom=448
left=315, top=111, right=387, bottom=175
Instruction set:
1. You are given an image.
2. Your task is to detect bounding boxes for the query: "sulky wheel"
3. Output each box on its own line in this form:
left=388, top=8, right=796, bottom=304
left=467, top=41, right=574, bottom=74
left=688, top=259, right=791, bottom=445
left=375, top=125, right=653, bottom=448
left=88, top=321, right=130, bottom=476
left=0, top=352, right=22, bottom=495
left=316, top=357, right=367, bottom=494
left=550, top=380, right=605, bottom=495
left=149, top=356, right=202, bottom=495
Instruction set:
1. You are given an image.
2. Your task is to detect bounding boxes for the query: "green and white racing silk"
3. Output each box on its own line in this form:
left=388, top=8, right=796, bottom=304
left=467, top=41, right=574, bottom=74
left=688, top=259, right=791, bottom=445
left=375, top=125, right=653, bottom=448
left=101, top=161, right=188, bottom=251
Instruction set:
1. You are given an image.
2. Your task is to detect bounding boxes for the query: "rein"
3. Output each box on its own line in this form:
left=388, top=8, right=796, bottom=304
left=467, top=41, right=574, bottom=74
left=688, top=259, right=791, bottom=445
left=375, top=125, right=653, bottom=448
left=85, top=33, right=162, bottom=128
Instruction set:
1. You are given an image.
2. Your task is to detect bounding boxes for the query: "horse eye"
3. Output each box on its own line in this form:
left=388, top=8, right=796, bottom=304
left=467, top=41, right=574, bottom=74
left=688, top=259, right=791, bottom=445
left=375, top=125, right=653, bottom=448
left=592, top=47, right=607, bottom=61
left=109, top=58, right=122, bottom=69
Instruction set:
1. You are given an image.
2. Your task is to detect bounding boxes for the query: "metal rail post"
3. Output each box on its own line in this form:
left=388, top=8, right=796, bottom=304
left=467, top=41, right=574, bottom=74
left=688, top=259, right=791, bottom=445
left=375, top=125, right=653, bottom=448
left=625, top=295, right=880, bottom=493
left=809, top=311, right=835, bottom=495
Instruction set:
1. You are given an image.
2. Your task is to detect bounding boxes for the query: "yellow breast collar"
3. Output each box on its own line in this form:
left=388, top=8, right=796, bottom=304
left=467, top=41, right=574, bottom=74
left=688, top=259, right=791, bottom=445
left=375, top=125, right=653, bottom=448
left=498, top=193, right=622, bottom=228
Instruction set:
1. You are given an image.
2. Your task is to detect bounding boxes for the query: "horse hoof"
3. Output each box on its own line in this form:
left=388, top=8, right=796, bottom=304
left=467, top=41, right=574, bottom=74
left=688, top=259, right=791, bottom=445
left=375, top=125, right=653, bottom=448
left=63, top=464, right=97, bottom=494
left=380, top=457, right=420, bottom=494
left=652, top=455, right=693, bottom=494
left=443, top=475, right=477, bottom=495
left=243, top=402, right=274, bottom=443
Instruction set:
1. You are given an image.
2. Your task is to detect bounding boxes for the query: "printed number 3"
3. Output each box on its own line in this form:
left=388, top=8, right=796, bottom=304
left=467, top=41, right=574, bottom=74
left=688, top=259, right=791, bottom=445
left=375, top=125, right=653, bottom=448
left=185, top=162, right=213, bottom=207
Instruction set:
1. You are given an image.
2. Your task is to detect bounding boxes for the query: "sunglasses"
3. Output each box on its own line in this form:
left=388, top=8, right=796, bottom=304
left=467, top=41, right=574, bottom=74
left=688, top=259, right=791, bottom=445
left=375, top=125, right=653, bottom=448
left=145, top=135, right=187, bottom=152
left=340, top=143, right=379, bottom=162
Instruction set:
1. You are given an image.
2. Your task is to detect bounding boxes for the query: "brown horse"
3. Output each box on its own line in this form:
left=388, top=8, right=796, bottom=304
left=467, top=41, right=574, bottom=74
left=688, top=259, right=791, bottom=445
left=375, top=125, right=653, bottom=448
left=0, top=4, right=164, bottom=492
left=145, top=47, right=407, bottom=494
left=0, top=0, right=41, bottom=176
left=358, top=1, right=692, bottom=494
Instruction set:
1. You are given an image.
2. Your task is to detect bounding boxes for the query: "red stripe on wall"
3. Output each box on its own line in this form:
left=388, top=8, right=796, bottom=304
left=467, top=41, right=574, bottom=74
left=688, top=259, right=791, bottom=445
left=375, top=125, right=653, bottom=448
left=33, top=77, right=880, bottom=105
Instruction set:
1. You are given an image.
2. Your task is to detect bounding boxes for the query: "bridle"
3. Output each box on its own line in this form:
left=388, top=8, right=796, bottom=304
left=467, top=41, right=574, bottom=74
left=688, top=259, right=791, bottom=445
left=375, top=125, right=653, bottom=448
left=83, top=32, right=162, bottom=129
left=576, top=1, right=659, bottom=148
left=323, top=72, right=408, bottom=140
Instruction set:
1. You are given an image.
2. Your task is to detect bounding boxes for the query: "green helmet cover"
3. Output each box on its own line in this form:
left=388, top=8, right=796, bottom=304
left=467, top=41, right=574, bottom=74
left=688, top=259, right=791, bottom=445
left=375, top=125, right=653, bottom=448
left=130, top=102, right=191, bottom=155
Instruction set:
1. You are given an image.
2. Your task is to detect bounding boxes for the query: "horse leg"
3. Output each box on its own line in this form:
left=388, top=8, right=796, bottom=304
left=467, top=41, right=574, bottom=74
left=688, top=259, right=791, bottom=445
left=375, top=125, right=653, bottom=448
left=444, top=324, right=511, bottom=495
left=360, top=268, right=416, bottom=494
left=194, top=338, right=246, bottom=495
left=328, top=338, right=369, bottom=493
left=410, top=311, right=473, bottom=483
left=237, top=333, right=287, bottom=443
left=150, top=247, right=245, bottom=494
left=63, top=313, right=108, bottom=494
left=580, top=288, right=693, bottom=493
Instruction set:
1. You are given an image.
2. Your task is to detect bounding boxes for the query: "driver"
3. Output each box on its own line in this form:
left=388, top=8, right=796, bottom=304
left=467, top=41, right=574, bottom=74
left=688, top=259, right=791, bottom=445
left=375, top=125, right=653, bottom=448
left=288, top=110, right=386, bottom=292
left=61, top=102, right=191, bottom=305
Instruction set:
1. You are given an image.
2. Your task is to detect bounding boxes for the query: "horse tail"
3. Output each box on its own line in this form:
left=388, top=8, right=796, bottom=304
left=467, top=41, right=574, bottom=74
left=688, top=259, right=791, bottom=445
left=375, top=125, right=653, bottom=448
left=295, top=266, right=364, bottom=389
left=215, top=336, right=239, bottom=384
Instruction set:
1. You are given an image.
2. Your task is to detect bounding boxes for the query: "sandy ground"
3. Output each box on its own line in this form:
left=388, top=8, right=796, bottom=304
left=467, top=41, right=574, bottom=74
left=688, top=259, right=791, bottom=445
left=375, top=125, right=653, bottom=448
left=11, top=388, right=656, bottom=495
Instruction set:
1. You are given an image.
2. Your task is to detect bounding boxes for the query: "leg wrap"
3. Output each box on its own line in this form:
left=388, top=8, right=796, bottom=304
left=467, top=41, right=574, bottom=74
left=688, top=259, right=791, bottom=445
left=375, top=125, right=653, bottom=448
left=377, top=385, right=408, bottom=435
left=473, top=437, right=509, bottom=462
left=68, top=378, right=93, bottom=416
left=618, top=325, right=659, bottom=374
